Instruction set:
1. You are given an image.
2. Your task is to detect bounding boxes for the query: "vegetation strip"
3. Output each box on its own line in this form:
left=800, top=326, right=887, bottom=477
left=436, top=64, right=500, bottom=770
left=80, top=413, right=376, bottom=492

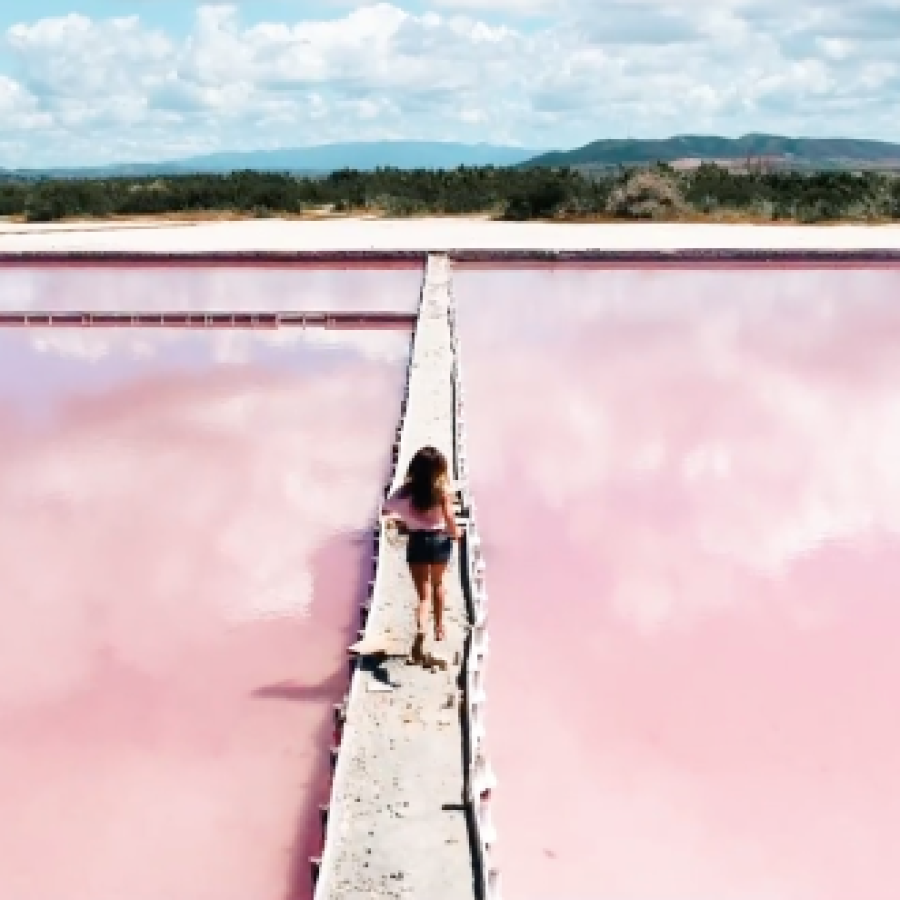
left=3, top=163, right=900, bottom=224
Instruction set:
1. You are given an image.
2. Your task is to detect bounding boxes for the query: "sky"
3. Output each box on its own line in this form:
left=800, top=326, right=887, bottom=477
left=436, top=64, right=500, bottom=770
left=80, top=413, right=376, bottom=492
left=1, top=1, right=899, bottom=167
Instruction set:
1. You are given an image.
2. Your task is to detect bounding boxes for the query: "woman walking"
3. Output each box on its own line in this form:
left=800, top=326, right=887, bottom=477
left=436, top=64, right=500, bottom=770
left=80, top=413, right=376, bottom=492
left=382, top=446, right=461, bottom=660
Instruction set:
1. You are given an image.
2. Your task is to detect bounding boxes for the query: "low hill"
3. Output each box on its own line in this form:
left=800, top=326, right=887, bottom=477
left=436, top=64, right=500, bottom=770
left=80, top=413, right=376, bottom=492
left=522, top=134, right=900, bottom=170
left=178, top=141, right=544, bottom=172
left=0, top=141, right=547, bottom=180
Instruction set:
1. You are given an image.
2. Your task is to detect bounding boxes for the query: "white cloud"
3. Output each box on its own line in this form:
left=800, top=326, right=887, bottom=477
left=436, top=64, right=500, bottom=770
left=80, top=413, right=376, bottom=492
left=1, top=1, right=900, bottom=166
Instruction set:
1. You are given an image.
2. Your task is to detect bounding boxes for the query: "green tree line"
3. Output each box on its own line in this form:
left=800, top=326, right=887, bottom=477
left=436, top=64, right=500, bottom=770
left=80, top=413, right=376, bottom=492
left=1, top=163, right=898, bottom=223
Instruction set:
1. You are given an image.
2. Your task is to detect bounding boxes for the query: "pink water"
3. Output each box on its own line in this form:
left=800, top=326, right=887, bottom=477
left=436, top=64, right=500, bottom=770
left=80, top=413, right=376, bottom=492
left=0, top=323, right=408, bottom=900
left=0, top=264, right=423, bottom=312
left=456, top=266, right=900, bottom=900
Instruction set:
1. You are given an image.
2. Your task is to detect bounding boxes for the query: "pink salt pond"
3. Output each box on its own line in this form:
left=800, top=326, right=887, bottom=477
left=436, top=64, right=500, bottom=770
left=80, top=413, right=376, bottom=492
left=0, top=261, right=424, bottom=314
left=0, top=267, right=414, bottom=900
left=455, top=266, right=900, bottom=900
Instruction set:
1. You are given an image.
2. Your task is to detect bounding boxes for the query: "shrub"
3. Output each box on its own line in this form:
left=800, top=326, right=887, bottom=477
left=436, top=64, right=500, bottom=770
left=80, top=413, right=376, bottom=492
left=555, top=196, right=604, bottom=218
left=502, top=178, right=569, bottom=220
left=744, top=198, right=775, bottom=220
left=888, top=180, right=900, bottom=219
left=605, top=168, right=686, bottom=220
left=383, top=195, right=426, bottom=216
left=796, top=201, right=829, bottom=224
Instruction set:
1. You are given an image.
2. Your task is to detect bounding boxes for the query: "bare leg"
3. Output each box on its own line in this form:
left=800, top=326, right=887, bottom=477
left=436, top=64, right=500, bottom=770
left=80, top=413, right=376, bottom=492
left=430, top=561, right=449, bottom=640
left=408, top=562, right=430, bottom=660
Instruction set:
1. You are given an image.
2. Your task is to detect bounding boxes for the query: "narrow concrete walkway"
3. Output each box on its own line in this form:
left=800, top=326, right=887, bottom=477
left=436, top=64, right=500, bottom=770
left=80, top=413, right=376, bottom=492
left=314, top=255, right=476, bottom=900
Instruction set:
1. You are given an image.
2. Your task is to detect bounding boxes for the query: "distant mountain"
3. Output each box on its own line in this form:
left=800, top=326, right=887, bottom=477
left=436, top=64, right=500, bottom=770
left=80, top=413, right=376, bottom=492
left=0, top=162, right=220, bottom=180
left=1, top=141, right=547, bottom=179
left=177, top=141, right=545, bottom=172
left=5, top=136, right=900, bottom=180
left=521, top=133, right=900, bottom=170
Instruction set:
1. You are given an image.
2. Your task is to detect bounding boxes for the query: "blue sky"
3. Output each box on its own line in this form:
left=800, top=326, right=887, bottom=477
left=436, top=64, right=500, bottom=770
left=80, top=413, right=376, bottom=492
left=2, top=1, right=900, bottom=167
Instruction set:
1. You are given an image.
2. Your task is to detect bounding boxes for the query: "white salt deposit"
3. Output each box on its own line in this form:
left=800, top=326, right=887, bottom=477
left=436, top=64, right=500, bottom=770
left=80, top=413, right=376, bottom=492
left=2, top=216, right=900, bottom=252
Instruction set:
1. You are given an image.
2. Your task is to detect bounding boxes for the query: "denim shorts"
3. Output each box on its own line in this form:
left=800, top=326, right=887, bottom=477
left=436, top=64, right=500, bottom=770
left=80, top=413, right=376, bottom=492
left=406, top=529, right=454, bottom=565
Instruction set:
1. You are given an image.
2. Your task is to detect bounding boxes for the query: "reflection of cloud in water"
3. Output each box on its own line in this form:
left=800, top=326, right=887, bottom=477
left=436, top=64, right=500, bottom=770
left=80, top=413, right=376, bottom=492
left=28, top=326, right=409, bottom=366
left=0, top=333, right=405, bottom=714
left=457, top=268, right=900, bottom=900
left=0, top=266, right=423, bottom=313
left=460, top=268, right=900, bottom=630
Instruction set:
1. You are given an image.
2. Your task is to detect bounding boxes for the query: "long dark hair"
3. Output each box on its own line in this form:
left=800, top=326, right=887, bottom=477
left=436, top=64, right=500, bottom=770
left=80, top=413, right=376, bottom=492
left=400, top=446, right=448, bottom=511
